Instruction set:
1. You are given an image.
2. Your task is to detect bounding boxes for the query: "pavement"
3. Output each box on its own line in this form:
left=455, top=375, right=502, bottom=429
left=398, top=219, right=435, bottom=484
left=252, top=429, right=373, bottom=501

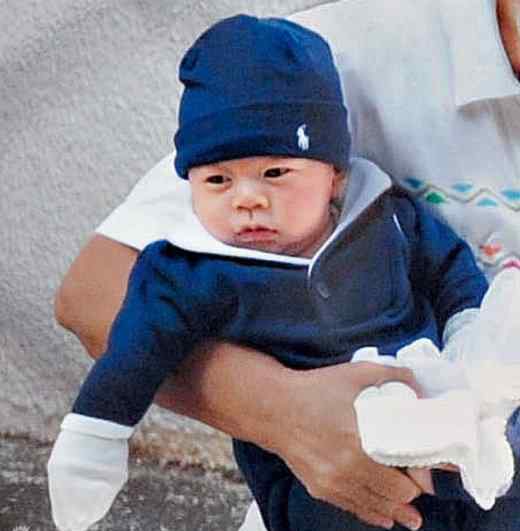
left=1, top=436, right=252, bottom=531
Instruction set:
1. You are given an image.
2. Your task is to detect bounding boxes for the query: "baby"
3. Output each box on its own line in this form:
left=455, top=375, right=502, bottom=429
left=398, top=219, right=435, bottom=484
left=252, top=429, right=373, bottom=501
left=48, top=15, right=492, bottom=531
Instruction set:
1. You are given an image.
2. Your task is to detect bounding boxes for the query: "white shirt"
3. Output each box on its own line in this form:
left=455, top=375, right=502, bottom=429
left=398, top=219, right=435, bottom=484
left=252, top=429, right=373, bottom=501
left=97, top=0, right=520, bottom=279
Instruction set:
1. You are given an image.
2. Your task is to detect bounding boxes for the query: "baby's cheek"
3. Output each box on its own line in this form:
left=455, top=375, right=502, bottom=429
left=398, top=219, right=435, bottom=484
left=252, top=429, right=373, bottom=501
left=208, top=222, right=233, bottom=243
left=294, top=194, right=331, bottom=223
left=197, top=209, right=231, bottom=241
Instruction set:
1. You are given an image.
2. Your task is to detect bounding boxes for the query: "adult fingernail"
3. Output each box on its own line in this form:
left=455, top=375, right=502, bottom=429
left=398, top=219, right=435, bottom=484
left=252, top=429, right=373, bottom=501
left=406, top=519, right=421, bottom=530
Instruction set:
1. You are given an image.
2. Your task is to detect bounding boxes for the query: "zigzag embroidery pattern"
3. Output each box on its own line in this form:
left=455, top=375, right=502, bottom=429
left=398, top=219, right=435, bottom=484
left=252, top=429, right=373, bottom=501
left=399, top=177, right=520, bottom=271
left=400, top=178, right=520, bottom=211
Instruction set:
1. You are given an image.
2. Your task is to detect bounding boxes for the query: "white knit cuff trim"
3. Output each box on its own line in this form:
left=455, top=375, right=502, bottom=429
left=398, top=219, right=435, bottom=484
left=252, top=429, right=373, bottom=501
left=61, top=413, right=134, bottom=440
left=442, top=308, right=480, bottom=348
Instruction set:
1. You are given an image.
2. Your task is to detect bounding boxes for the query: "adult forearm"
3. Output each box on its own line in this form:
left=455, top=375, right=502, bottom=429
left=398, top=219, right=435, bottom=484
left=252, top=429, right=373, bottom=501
left=55, top=235, right=138, bottom=358
left=164, top=341, right=295, bottom=448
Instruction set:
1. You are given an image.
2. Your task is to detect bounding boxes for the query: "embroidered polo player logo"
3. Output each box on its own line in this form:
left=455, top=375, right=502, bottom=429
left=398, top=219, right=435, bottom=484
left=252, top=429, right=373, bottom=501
left=297, top=124, right=309, bottom=151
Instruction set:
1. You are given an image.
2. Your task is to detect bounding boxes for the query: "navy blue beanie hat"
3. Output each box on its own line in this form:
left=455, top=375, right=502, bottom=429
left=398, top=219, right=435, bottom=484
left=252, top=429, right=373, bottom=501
left=174, top=15, right=351, bottom=179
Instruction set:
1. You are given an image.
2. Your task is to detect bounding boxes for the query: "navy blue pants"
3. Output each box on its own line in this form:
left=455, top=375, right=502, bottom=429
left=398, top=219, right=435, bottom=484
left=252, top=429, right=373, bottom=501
left=287, top=480, right=519, bottom=531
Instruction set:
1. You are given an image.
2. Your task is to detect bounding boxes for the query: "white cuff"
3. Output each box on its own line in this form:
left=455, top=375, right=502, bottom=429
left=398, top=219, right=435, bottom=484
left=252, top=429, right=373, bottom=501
left=442, top=308, right=480, bottom=353
left=62, top=413, right=134, bottom=440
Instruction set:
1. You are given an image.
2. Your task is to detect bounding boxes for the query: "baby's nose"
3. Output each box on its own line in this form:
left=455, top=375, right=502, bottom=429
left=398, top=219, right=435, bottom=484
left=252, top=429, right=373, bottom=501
left=232, top=183, right=269, bottom=210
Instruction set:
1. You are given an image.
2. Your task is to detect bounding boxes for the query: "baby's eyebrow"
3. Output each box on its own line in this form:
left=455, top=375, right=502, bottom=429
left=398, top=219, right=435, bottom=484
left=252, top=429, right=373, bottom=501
left=265, top=156, right=292, bottom=162
left=193, top=164, right=224, bottom=174
left=262, top=158, right=298, bottom=167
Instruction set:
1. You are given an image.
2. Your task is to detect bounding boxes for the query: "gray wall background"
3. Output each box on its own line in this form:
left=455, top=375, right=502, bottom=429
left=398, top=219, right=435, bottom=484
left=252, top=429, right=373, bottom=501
left=0, top=0, right=335, bottom=469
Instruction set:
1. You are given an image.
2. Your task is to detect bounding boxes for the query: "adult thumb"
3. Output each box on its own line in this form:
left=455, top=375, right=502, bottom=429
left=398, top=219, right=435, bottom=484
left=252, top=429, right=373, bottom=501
left=351, top=362, right=422, bottom=397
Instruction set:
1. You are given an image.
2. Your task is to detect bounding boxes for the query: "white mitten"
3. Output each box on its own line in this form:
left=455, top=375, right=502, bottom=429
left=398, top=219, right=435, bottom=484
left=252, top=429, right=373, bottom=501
left=47, top=413, right=134, bottom=531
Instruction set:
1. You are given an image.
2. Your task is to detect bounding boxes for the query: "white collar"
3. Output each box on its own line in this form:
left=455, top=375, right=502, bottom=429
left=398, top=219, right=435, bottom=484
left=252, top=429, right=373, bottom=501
left=441, top=0, right=520, bottom=106
left=166, top=157, right=392, bottom=265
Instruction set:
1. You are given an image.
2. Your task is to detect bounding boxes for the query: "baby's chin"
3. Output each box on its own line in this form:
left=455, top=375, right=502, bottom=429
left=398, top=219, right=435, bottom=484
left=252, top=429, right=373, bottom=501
left=205, top=227, right=309, bottom=257
left=229, top=239, right=285, bottom=255
left=226, top=237, right=308, bottom=257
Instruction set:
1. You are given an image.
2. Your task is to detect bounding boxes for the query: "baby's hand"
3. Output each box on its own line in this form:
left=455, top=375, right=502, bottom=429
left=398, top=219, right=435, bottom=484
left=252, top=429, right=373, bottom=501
left=48, top=414, right=133, bottom=531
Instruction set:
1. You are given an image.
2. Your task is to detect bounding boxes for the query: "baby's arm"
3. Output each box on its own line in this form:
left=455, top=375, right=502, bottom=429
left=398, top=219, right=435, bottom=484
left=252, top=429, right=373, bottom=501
left=48, top=241, right=216, bottom=531
left=397, top=193, right=488, bottom=333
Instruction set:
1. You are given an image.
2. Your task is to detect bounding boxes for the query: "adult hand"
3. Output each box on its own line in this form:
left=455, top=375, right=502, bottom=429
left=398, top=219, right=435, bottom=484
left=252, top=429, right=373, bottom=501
left=407, top=464, right=460, bottom=497
left=407, top=468, right=435, bottom=496
left=267, top=361, right=424, bottom=530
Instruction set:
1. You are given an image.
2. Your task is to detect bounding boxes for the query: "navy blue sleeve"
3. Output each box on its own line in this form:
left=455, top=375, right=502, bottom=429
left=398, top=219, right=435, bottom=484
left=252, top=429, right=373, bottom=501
left=72, top=241, right=233, bottom=426
left=394, top=191, right=488, bottom=334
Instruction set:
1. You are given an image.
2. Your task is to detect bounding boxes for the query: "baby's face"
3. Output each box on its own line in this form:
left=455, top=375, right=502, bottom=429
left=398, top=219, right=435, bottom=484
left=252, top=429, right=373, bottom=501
left=189, top=156, right=342, bottom=257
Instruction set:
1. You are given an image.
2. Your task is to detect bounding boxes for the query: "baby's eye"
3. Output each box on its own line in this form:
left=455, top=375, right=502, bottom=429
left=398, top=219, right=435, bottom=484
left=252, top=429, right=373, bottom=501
left=205, top=175, right=228, bottom=185
left=264, top=167, right=290, bottom=179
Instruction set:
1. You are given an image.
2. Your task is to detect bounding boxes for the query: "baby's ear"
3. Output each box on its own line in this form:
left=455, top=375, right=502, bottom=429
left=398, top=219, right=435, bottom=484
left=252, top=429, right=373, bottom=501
left=332, top=168, right=347, bottom=200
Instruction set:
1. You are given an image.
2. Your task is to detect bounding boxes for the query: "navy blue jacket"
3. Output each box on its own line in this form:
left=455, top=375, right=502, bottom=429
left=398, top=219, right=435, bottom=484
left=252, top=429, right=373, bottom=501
left=72, top=168, right=501, bottom=527
left=74, top=187, right=487, bottom=420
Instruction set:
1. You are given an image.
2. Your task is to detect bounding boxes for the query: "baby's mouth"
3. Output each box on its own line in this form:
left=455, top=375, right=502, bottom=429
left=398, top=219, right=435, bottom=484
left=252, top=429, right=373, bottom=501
left=234, top=226, right=278, bottom=244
